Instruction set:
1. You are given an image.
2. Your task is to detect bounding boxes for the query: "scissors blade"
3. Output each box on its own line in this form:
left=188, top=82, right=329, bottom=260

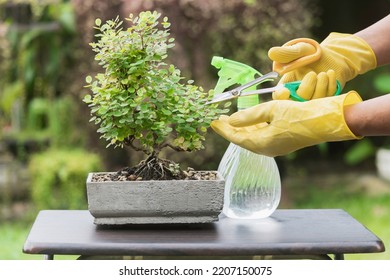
left=205, top=90, right=237, bottom=104
left=239, top=84, right=285, bottom=97
left=206, top=71, right=280, bottom=105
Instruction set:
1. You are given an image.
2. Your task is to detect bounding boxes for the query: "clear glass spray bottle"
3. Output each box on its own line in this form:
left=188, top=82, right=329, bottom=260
left=212, top=56, right=281, bottom=219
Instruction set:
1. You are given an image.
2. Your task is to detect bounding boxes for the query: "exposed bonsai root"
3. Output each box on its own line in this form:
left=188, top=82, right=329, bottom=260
left=117, top=154, right=186, bottom=181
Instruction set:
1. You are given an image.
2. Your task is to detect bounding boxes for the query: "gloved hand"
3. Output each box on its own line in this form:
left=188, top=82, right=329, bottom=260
left=276, top=70, right=338, bottom=100
left=211, top=91, right=362, bottom=157
left=269, top=32, right=377, bottom=100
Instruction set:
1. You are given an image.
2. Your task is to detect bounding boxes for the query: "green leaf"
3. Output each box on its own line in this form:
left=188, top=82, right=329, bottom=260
left=184, top=126, right=196, bottom=133
left=98, top=106, right=108, bottom=115
left=83, top=95, right=92, bottom=103
left=161, top=108, right=172, bottom=115
left=200, top=126, right=207, bottom=133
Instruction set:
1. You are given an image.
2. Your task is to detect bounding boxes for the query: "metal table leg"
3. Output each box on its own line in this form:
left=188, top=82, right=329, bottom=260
left=44, top=254, right=54, bottom=260
left=334, top=254, right=344, bottom=260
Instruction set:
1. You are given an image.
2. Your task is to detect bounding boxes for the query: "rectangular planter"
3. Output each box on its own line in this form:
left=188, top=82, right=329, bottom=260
left=86, top=172, right=225, bottom=225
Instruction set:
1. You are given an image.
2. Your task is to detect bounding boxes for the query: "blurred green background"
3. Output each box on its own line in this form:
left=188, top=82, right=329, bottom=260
left=0, top=0, right=389, bottom=260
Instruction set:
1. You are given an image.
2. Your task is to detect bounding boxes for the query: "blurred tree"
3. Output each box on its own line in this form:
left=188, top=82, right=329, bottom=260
left=0, top=0, right=78, bottom=145
left=0, top=0, right=76, bottom=104
left=313, top=0, right=390, bottom=38
left=0, top=0, right=102, bottom=211
left=122, top=0, right=318, bottom=89
left=0, top=22, right=11, bottom=135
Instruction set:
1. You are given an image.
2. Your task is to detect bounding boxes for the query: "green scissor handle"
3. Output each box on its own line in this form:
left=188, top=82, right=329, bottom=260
left=285, top=80, right=342, bottom=102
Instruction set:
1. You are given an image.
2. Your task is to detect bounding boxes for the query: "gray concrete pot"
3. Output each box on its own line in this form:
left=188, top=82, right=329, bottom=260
left=86, top=172, right=225, bottom=225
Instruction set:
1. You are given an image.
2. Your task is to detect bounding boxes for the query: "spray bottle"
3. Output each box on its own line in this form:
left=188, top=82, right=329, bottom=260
left=212, top=56, right=281, bottom=219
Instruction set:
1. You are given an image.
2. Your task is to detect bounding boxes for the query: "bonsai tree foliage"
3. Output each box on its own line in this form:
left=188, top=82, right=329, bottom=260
left=83, top=11, right=228, bottom=180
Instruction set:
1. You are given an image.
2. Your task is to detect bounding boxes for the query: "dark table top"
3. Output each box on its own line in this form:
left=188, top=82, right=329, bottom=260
left=23, top=209, right=385, bottom=257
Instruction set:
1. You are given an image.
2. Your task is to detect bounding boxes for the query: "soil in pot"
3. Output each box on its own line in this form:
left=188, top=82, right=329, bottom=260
left=91, top=153, right=218, bottom=182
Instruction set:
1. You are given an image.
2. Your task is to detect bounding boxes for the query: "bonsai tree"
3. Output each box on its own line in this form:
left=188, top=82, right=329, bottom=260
left=83, top=11, right=228, bottom=181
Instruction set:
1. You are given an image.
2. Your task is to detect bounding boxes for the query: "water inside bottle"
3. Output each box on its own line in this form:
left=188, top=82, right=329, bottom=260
left=219, top=143, right=281, bottom=219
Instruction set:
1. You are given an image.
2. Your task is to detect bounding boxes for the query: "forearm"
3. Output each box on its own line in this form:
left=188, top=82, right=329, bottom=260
left=344, top=94, right=390, bottom=136
left=355, top=14, right=390, bottom=67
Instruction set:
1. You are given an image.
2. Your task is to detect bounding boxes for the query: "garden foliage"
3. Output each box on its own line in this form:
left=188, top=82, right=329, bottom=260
left=29, top=149, right=102, bottom=210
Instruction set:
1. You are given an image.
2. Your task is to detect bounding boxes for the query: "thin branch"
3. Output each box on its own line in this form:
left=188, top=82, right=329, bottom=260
left=124, top=136, right=146, bottom=153
left=159, top=142, right=186, bottom=152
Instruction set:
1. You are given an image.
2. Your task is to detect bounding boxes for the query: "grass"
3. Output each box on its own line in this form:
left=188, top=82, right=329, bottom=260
left=281, top=169, right=390, bottom=260
left=0, top=220, right=36, bottom=260
left=295, top=192, right=390, bottom=260
left=0, top=211, right=78, bottom=260
left=1, top=170, right=389, bottom=260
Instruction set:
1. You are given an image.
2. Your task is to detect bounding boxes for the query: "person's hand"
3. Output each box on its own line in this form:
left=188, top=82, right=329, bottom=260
left=211, top=91, right=362, bottom=157
left=276, top=70, right=338, bottom=100
left=269, top=33, right=377, bottom=100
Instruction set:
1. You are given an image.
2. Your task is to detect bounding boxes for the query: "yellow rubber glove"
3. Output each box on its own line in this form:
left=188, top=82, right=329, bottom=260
left=269, top=33, right=377, bottom=100
left=276, top=70, right=338, bottom=100
left=211, top=91, right=362, bottom=157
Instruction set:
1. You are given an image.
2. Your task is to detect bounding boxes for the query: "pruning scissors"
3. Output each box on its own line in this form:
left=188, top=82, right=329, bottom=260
left=206, top=38, right=342, bottom=104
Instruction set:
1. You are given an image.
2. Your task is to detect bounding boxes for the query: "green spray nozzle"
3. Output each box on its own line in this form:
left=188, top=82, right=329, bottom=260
left=211, top=56, right=262, bottom=109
